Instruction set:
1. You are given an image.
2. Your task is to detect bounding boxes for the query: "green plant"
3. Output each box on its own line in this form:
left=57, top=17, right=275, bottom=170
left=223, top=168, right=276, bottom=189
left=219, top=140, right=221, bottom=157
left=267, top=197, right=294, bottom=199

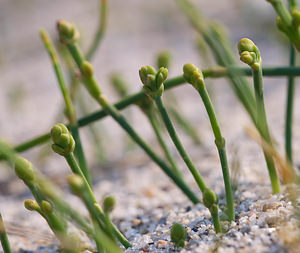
left=183, top=63, right=234, bottom=221
left=40, top=30, right=91, bottom=186
left=170, top=223, right=187, bottom=248
left=50, top=123, right=131, bottom=249
left=238, top=38, right=281, bottom=193
left=267, top=0, right=300, bottom=51
left=56, top=20, right=199, bottom=204
left=139, top=65, right=221, bottom=232
left=2, top=1, right=300, bottom=251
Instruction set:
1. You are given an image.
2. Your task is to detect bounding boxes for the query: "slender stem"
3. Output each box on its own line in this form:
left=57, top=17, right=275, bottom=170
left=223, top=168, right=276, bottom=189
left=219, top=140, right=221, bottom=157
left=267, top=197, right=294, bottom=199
left=40, top=30, right=90, bottom=186
left=85, top=0, right=108, bottom=61
left=210, top=205, right=221, bottom=233
left=0, top=213, right=12, bottom=253
left=147, top=111, right=183, bottom=178
left=169, top=107, right=202, bottom=145
left=195, top=85, right=234, bottom=221
left=6, top=65, right=300, bottom=155
left=59, top=32, right=200, bottom=204
left=269, top=0, right=292, bottom=26
left=155, top=96, right=207, bottom=193
left=285, top=45, right=296, bottom=164
left=69, top=125, right=91, bottom=185
left=64, top=153, right=132, bottom=248
left=97, top=98, right=200, bottom=204
left=253, top=66, right=281, bottom=193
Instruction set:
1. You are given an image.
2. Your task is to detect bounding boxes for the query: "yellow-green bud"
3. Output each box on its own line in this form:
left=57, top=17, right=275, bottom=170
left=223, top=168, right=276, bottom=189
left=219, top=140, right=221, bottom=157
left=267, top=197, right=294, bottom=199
left=67, top=174, right=84, bottom=195
left=292, top=10, right=300, bottom=27
left=156, top=67, right=168, bottom=87
left=57, top=20, right=79, bottom=45
left=41, top=200, right=53, bottom=215
left=139, top=65, right=165, bottom=98
left=81, top=61, right=94, bottom=78
left=203, top=188, right=218, bottom=210
left=170, top=223, right=187, bottom=248
left=51, top=123, right=75, bottom=156
left=183, top=63, right=205, bottom=90
left=157, top=51, right=171, bottom=69
left=103, top=196, right=116, bottom=213
left=24, top=199, right=40, bottom=212
left=15, top=157, right=35, bottom=183
left=139, top=66, right=156, bottom=86
left=237, top=38, right=261, bottom=69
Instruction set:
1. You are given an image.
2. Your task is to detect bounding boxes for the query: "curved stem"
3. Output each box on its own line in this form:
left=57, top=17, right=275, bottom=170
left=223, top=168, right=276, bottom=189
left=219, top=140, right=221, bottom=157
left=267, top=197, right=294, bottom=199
left=155, top=96, right=207, bottom=193
left=147, top=111, right=183, bottom=178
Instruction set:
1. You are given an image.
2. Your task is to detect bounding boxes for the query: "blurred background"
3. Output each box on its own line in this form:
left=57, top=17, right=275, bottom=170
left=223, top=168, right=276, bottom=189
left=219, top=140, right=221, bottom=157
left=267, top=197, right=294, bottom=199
left=0, top=0, right=299, bottom=249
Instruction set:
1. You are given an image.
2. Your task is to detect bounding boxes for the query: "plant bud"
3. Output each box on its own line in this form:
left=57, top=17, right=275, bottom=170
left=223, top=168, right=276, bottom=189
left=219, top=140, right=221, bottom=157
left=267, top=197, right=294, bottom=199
left=170, top=223, right=187, bottom=248
left=41, top=200, right=53, bottom=215
left=51, top=124, right=75, bottom=156
left=67, top=174, right=84, bottom=195
left=203, top=188, right=218, bottom=209
left=103, top=196, right=116, bottom=213
left=81, top=61, right=94, bottom=78
left=57, top=20, right=79, bottom=44
left=24, top=199, right=40, bottom=211
left=15, top=157, right=35, bottom=183
left=157, top=51, right=171, bottom=69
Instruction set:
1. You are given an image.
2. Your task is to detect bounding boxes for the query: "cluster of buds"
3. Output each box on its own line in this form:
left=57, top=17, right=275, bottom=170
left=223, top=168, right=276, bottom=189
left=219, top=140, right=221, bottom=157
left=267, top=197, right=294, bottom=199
left=139, top=66, right=168, bottom=99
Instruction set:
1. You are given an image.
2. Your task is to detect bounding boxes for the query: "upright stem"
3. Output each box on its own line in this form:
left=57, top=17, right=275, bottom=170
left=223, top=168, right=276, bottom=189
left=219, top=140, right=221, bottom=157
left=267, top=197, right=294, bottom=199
left=285, top=44, right=296, bottom=164
left=97, top=98, right=200, bottom=204
left=154, top=96, right=207, bottom=193
left=147, top=111, right=183, bottom=178
left=40, top=30, right=91, bottom=186
left=195, top=86, right=234, bottom=221
left=0, top=213, right=12, bottom=253
left=253, top=67, right=281, bottom=193
left=56, top=25, right=200, bottom=204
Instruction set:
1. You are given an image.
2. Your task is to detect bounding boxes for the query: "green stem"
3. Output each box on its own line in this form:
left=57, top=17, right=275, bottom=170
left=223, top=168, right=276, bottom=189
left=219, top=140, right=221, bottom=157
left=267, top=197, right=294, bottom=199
left=154, top=96, right=207, bottom=193
left=285, top=45, right=296, bottom=164
left=210, top=205, right=221, bottom=233
left=85, top=0, right=108, bottom=61
left=69, top=125, right=91, bottom=185
left=40, top=30, right=90, bottom=186
left=97, top=98, right=200, bottom=204
left=269, top=0, right=292, bottom=26
left=253, top=66, right=281, bottom=193
left=7, top=65, right=300, bottom=155
left=195, top=85, right=234, bottom=221
left=59, top=30, right=200, bottom=204
left=168, top=107, right=202, bottom=145
left=64, top=153, right=132, bottom=248
left=0, top=213, right=12, bottom=253
left=147, top=111, right=183, bottom=178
